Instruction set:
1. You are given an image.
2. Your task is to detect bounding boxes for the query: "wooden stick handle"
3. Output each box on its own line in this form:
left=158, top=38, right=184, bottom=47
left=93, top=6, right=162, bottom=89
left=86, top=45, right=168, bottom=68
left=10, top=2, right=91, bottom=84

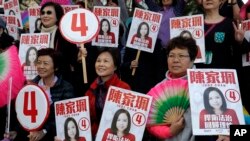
left=132, top=50, right=141, bottom=76
left=80, top=44, right=88, bottom=83
left=85, top=0, right=88, bottom=9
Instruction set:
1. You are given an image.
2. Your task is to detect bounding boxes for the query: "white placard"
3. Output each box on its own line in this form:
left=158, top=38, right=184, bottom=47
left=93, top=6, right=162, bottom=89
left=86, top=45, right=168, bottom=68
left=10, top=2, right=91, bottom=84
left=59, top=8, right=99, bottom=44
left=15, top=84, right=50, bottom=131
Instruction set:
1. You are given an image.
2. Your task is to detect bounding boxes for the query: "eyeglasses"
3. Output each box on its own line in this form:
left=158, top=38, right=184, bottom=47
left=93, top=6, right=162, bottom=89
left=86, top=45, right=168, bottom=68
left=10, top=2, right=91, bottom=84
left=168, top=54, right=190, bottom=61
left=41, top=10, right=52, bottom=15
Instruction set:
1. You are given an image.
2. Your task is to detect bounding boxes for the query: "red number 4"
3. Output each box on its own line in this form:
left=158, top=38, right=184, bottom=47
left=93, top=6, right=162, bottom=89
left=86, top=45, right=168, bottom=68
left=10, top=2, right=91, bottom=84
left=23, top=91, right=38, bottom=123
left=71, top=13, right=88, bottom=36
left=136, top=114, right=142, bottom=124
left=82, top=119, right=86, bottom=129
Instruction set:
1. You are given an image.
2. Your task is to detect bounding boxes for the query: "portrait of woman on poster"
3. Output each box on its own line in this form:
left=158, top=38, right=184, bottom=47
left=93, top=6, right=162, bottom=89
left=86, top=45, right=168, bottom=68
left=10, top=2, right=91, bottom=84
left=102, top=109, right=135, bottom=141
left=199, top=87, right=239, bottom=129
left=34, top=18, right=42, bottom=33
left=22, top=47, right=38, bottom=80
left=8, top=10, right=21, bottom=27
left=179, top=30, right=202, bottom=59
left=63, top=117, right=86, bottom=141
left=131, top=22, right=152, bottom=49
left=95, top=18, right=115, bottom=44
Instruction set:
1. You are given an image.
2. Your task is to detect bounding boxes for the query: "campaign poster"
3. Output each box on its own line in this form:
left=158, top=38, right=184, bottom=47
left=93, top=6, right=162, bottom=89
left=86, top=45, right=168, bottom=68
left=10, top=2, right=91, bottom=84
left=242, top=19, right=250, bottom=67
left=126, top=8, right=162, bottom=53
left=0, top=15, right=18, bottom=40
left=96, top=86, right=152, bottom=141
left=54, top=97, right=92, bottom=141
left=170, top=14, right=205, bottom=63
left=4, top=0, right=23, bottom=28
left=62, top=5, right=79, bottom=14
left=28, top=6, right=40, bottom=33
left=187, top=69, right=245, bottom=135
left=6, top=15, right=18, bottom=39
left=92, top=6, right=120, bottom=47
left=18, top=33, right=50, bottom=80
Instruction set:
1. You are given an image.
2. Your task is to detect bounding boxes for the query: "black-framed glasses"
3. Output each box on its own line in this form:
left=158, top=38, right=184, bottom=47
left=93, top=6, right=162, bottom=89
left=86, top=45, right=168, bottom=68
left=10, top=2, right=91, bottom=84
left=41, top=10, right=52, bottom=15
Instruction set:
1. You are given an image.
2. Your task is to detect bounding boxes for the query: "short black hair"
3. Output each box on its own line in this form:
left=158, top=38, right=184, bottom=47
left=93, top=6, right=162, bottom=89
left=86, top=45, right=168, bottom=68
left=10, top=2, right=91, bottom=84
left=37, top=48, right=62, bottom=73
left=166, top=36, right=198, bottom=61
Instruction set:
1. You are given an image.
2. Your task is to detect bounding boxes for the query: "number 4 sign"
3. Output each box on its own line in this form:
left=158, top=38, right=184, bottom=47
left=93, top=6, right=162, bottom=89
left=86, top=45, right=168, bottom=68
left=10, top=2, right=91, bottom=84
left=60, top=8, right=99, bottom=84
left=15, top=85, right=50, bottom=131
left=59, top=8, right=100, bottom=44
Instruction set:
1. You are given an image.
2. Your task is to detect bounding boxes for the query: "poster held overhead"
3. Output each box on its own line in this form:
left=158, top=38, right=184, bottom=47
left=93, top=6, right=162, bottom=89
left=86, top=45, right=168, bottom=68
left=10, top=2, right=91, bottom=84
left=126, top=8, right=162, bottom=75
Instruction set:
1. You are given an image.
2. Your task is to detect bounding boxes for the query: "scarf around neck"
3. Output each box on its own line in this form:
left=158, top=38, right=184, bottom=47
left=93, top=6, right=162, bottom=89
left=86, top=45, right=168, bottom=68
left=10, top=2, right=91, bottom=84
left=41, top=25, right=58, bottom=49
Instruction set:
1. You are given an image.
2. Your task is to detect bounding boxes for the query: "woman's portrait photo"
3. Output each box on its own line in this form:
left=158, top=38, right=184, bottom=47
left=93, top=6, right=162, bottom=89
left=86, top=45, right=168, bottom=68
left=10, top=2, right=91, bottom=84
left=34, top=18, right=42, bottom=33
left=102, top=109, right=135, bottom=141
left=64, top=117, right=86, bottom=141
left=95, top=18, right=115, bottom=44
left=130, top=21, right=152, bottom=49
left=199, top=87, right=239, bottom=129
left=22, top=46, right=38, bottom=80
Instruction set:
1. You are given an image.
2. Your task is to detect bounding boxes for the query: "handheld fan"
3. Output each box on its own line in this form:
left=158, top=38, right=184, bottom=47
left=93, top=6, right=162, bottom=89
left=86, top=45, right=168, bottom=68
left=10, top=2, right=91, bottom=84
left=147, top=79, right=189, bottom=125
left=0, top=46, right=25, bottom=107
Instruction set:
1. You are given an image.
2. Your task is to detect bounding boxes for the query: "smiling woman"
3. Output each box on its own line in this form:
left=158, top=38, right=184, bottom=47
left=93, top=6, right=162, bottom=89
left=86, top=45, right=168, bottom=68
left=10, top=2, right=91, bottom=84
left=63, top=117, right=86, bottom=141
left=84, top=48, right=131, bottom=140
left=199, top=87, right=239, bottom=129
left=13, top=48, right=75, bottom=141
left=131, top=22, right=152, bottom=49
left=101, top=109, right=135, bottom=141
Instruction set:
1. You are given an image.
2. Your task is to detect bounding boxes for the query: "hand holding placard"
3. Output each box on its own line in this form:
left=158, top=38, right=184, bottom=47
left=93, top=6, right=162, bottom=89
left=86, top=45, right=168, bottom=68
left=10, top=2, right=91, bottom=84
left=59, top=8, right=99, bottom=83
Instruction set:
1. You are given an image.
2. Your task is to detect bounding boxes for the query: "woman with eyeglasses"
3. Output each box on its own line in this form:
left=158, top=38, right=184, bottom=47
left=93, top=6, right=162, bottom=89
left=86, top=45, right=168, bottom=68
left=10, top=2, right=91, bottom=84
left=39, top=2, right=85, bottom=97
left=147, top=35, right=198, bottom=141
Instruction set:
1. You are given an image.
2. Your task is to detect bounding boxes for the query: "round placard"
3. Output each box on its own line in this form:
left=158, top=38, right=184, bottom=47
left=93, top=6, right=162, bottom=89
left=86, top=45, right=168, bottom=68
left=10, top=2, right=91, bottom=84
left=15, top=84, right=50, bottom=131
left=59, top=8, right=100, bottom=44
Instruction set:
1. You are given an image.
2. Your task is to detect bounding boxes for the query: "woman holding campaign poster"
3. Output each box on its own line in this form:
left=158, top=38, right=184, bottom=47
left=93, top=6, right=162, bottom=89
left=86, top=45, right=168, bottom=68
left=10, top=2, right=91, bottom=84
left=8, top=48, right=75, bottom=141
left=130, top=22, right=152, bottom=49
left=85, top=48, right=130, bottom=139
left=147, top=35, right=198, bottom=141
left=101, top=109, right=135, bottom=141
left=199, top=87, right=239, bottom=129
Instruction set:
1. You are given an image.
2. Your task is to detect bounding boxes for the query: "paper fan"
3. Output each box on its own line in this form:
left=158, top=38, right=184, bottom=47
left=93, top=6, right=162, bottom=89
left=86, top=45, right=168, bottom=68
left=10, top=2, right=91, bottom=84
left=147, top=79, right=189, bottom=125
left=0, top=46, right=25, bottom=107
